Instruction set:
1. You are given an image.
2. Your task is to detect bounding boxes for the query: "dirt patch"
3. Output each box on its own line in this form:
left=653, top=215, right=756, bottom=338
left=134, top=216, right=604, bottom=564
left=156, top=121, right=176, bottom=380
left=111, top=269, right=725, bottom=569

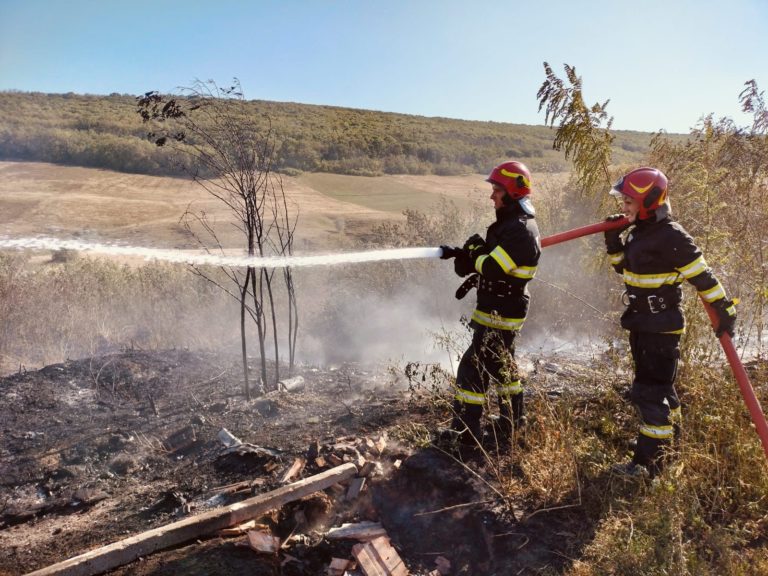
left=0, top=161, right=495, bottom=252
left=0, top=349, right=598, bottom=575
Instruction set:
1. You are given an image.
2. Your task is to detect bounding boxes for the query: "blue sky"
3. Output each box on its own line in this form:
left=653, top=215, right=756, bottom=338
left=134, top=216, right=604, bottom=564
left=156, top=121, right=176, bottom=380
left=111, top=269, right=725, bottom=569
left=1, top=0, right=766, bottom=133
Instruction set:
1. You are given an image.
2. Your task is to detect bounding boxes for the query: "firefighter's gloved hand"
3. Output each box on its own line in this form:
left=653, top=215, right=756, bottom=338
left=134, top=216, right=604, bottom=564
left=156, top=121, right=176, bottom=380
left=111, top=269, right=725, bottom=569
left=463, top=233, right=485, bottom=250
left=439, top=245, right=461, bottom=260
left=454, top=250, right=474, bottom=277
left=604, top=214, right=628, bottom=254
left=711, top=298, right=737, bottom=338
left=463, top=233, right=489, bottom=260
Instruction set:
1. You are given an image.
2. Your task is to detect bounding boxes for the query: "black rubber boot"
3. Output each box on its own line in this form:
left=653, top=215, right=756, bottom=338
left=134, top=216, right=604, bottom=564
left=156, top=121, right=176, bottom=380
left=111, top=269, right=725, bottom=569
left=447, top=402, right=482, bottom=448
left=633, top=435, right=668, bottom=478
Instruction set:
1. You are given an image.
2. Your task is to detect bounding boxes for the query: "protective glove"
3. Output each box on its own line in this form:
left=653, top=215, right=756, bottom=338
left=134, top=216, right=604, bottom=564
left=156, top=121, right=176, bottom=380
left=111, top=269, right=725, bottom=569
left=439, top=245, right=462, bottom=260
left=462, top=233, right=489, bottom=260
left=454, top=250, right=474, bottom=277
left=710, top=298, right=737, bottom=338
left=604, top=214, right=629, bottom=254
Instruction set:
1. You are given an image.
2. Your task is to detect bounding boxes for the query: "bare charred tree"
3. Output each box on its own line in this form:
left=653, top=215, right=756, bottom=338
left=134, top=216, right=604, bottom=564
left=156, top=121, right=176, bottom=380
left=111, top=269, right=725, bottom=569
left=136, top=80, right=299, bottom=397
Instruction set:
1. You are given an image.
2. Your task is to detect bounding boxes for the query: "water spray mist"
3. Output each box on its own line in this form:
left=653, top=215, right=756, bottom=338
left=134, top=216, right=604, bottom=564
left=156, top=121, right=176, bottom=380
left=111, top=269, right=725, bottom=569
left=0, top=236, right=443, bottom=268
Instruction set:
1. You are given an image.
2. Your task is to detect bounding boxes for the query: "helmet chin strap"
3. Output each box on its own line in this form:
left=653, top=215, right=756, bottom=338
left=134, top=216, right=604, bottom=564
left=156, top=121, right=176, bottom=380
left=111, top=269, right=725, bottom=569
left=643, top=201, right=671, bottom=222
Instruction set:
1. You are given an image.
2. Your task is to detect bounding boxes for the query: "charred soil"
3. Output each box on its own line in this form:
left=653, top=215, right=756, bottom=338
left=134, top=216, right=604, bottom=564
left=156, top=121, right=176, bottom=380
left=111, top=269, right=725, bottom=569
left=0, top=349, right=600, bottom=575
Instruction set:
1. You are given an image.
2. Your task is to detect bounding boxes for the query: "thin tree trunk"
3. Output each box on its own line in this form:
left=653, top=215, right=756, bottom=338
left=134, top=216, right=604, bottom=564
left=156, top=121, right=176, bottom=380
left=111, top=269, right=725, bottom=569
left=240, top=267, right=252, bottom=400
left=264, top=270, right=280, bottom=388
left=251, top=268, right=268, bottom=390
left=286, top=270, right=298, bottom=374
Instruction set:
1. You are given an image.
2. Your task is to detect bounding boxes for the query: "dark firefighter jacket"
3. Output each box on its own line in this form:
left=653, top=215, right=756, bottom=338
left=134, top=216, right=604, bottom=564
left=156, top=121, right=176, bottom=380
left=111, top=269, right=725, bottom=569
left=456, top=203, right=541, bottom=331
left=607, top=217, right=728, bottom=333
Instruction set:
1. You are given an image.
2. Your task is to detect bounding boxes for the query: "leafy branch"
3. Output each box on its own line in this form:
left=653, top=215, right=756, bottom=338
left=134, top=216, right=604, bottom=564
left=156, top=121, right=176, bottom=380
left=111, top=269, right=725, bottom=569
left=537, top=62, right=614, bottom=194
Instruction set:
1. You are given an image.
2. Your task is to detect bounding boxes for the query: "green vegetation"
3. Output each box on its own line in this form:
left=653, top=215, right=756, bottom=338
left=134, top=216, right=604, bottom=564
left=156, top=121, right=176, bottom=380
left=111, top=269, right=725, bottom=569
left=0, top=90, right=664, bottom=178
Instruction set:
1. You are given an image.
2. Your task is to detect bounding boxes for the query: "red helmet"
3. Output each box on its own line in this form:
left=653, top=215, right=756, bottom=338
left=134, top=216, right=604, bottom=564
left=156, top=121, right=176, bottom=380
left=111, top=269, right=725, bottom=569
left=610, top=167, right=669, bottom=220
left=486, top=161, right=532, bottom=200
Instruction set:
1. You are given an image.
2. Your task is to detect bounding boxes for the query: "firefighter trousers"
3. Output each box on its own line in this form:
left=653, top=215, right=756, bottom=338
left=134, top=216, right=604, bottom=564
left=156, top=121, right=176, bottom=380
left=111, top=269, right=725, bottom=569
left=451, top=326, right=522, bottom=444
left=628, top=330, right=682, bottom=474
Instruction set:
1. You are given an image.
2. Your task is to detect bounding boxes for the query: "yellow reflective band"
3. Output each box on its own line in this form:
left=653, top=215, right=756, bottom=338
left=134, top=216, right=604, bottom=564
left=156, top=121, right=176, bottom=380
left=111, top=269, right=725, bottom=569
left=475, top=254, right=489, bottom=274
left=471, top=309, right=525, bottom=331
left=623, top=269, right=681, bottom=288
left=497, top=380, right=523, bottom=397
left=699, top=283, right=725, bottom=303
left=662, top=328, right=686, bottom=335
left=510, top=265, right=536, bottom=280
left=455, top=388, right=486, bottom=405
left=629, top=181, right=654, bottom=194
left=609, top=252, right=624, bottom=266
left=676, top=255, right=708, bottom=279
left=639, top=424, right=675, bottom=439
left=490, top=246, right=515, bottom=274
left=499, top=169, right=531, bottom=189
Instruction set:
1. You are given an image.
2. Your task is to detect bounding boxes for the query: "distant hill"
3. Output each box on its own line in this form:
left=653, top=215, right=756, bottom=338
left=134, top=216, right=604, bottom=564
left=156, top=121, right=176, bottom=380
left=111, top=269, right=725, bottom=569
left=0, top=91, right=672, bottom=178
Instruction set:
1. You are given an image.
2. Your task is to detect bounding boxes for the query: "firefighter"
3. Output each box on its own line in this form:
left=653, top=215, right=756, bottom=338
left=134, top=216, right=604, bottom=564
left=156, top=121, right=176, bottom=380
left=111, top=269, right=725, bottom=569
left=604, top=166, right=737, bottom=477
left=439, top=160, right=541, bottom=452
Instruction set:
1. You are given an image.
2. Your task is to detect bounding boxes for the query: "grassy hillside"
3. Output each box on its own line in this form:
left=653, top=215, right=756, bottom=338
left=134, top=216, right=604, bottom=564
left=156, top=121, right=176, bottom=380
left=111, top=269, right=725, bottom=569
left=0, top=91, right=667, bottom=178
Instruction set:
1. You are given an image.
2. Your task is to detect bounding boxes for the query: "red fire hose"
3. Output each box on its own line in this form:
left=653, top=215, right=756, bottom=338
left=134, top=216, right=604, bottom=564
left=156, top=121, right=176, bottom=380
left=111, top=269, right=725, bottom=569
left=700, top=299, right=768, bottom=460
left=541, top=216, right=630, bottom=247
left=541, top=218, right=768, bottom=461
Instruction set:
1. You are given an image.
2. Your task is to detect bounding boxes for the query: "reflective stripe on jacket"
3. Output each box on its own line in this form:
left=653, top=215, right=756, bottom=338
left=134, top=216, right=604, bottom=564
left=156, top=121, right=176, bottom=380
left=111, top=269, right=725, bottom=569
left=607, top=217, right=728, bottom=333
left=471, top=204, right=541, bottom=331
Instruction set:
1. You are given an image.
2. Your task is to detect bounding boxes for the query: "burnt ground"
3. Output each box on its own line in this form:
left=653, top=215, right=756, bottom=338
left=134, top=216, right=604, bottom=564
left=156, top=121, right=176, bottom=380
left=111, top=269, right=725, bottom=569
left=0, top=349, right=603, bottom=576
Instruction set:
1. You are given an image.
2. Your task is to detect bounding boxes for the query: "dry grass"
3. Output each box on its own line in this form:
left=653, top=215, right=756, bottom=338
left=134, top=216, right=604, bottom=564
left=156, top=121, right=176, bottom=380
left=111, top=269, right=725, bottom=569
left=3, top=160, right=767, bottom=573
left=380, top=172, right=768, bottom=575
left=0, top=253, right=240, bottom=373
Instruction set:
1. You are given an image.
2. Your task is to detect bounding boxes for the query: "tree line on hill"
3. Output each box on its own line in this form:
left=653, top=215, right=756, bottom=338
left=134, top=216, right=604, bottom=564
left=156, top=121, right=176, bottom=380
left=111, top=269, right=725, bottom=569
left=0, top=90, right=659, bottom=177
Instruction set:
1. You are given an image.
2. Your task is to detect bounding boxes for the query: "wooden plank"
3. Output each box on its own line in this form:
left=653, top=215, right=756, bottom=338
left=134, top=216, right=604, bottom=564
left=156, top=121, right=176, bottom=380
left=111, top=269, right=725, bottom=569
left=352, top=536, right=408, bottom=576
left=358, top=461, right=376, bottom=477
left=217, top=519, right=260, bottom=537
left=328, top=557, right=352, bottom=575
left=280, top=457, right=306, bottom=483
left=326, top=521, right=387, bottom=541
left=345, top=477, right=366, bottom=501
left=26, top=463, right=358, bottom=576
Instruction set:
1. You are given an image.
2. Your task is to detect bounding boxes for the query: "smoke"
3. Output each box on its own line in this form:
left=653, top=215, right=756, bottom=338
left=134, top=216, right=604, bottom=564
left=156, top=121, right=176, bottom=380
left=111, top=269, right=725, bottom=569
left=296, top=261, right=470, bottom=370
left=300, top=289, right=459, bottom=367
left=0, top=199, right=622, bottom=378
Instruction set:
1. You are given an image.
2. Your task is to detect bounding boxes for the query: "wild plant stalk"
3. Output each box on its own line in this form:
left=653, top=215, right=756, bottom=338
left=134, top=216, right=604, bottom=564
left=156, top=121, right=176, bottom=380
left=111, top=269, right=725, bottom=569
left=537, top=62, right=616, bottom=195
